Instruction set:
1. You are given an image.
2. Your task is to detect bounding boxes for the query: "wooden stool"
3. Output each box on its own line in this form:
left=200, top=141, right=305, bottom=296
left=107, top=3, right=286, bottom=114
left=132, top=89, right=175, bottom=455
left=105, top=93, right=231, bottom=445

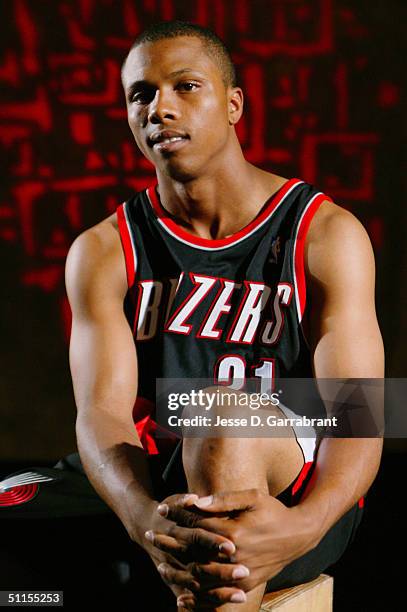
left=260, top=574, right=333, bottom=611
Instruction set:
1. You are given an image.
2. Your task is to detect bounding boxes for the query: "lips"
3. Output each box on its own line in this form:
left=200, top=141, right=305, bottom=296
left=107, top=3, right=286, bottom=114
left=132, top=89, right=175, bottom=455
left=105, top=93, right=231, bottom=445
left=148, top=129, right=189, bottom=150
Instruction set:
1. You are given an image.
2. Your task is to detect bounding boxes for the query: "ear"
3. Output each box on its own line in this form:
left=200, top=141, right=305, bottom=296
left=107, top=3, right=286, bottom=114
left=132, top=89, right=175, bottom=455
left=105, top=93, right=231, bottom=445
left=228, top=87, right=244, bottom=125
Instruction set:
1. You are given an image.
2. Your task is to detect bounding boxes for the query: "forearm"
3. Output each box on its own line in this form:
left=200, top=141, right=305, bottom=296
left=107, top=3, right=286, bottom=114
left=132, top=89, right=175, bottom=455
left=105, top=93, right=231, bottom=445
left=76, top=408, right=158, bottom=546
left=298, top=437, right=383, bottom=542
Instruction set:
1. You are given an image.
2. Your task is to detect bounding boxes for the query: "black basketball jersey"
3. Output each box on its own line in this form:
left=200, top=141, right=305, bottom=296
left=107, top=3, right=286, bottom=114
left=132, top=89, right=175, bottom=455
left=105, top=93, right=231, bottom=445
left=117, top=178, right=332, bottom=456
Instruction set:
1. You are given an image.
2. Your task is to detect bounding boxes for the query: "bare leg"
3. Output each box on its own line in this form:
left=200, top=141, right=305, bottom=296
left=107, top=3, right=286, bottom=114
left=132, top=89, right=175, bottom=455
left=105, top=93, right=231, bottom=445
left=179, top=393, right=304, bottom=611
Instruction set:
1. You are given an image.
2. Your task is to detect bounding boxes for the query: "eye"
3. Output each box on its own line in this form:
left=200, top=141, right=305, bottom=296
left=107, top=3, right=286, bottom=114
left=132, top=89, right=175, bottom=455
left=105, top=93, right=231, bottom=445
left=177, top=81, right=200, bottom=92
left=130, top=88, right=155, bottom=104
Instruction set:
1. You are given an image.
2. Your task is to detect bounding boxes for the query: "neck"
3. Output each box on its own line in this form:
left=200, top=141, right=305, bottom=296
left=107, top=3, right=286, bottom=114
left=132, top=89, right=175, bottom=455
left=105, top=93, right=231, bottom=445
left=155, top=144, right=284, bottom=241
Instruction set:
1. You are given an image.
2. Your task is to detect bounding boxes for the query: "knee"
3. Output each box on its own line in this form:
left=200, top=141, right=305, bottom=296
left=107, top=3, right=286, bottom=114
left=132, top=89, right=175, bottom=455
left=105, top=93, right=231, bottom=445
left=182, top=435, right=269, bottom=494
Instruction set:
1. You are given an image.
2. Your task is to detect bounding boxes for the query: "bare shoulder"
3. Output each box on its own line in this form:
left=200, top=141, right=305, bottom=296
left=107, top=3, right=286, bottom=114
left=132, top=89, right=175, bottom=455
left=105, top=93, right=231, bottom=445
left=305, top=200, right=375, bottom=283
left=66, top=212, right=121, bottom=273
left=254, top=167, right=289, bottom=193
left=65, top=211, right=127, bottom=307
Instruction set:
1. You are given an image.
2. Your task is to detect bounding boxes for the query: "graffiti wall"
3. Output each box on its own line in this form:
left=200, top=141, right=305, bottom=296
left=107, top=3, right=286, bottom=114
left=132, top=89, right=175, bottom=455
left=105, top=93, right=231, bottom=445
left=0, top=0, right=403, bottom=459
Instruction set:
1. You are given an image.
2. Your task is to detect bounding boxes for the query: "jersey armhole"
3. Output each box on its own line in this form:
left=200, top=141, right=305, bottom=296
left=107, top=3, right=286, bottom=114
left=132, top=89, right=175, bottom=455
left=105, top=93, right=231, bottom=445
left=293, top=193, right=333, bottom=335
left=117, top=202, right=137, bottom=289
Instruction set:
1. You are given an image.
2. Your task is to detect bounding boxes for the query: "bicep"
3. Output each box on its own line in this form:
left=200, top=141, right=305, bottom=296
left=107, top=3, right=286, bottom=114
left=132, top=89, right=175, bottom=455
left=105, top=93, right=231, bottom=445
left=69, top=313, right=138, bottom=419
left=66, top=228, right=138, bottom=421
left=306, top=206, right=385, bottom=379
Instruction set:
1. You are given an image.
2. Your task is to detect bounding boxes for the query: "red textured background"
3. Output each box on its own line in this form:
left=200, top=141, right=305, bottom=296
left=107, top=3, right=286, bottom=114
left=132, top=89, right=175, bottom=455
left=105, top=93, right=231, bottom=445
left=0, top=0, right=404, bottom=459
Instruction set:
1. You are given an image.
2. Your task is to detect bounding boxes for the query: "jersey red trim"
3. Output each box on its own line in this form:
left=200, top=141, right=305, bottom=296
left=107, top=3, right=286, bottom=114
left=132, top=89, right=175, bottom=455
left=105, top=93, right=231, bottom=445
left=132, top=396, right=180, bottom=455
left=291, top=460, right=314, bottom=497
left=117, top=202, right=136, bottom=288
left=294, top=192, right=332, bottom=322
left=147, top=178, right=303, bottom=249
left=291, top=462, right=365, bottom=509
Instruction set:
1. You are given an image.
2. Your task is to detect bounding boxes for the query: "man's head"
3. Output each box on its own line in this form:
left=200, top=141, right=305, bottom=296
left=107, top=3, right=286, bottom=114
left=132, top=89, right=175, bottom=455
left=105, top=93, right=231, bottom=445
left=121, top=21, right=243, bottom=182
left=123, top=21, right=237, bottom=89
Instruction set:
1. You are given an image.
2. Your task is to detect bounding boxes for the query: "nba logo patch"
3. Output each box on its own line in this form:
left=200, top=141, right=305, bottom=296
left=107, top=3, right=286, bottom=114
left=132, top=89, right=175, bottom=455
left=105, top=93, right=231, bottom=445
left=269, top=236, right=281, bottom=264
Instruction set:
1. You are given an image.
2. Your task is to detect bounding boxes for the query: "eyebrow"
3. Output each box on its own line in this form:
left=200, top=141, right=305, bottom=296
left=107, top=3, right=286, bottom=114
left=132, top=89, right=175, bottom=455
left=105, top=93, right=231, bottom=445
left=125, top=68, right=204, bottom=93
left=167, top=68, right=198, bottom=77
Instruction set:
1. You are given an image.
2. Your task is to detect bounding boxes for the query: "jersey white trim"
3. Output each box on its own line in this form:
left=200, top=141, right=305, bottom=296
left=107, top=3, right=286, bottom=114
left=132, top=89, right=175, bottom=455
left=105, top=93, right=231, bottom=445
left=146, top=181, right=304, bottom=251
left=278, top=402, right=317, bottom=463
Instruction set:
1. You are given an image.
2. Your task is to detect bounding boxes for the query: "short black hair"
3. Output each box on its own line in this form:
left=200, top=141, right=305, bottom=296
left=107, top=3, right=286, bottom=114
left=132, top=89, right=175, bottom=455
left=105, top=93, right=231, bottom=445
left=123, top=20, right=237, bottom=88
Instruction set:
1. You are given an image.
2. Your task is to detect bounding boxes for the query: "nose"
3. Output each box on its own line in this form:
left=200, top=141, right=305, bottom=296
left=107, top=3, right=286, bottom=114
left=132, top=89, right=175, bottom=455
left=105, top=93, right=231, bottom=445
left=148, top=88, right=180, bottom=124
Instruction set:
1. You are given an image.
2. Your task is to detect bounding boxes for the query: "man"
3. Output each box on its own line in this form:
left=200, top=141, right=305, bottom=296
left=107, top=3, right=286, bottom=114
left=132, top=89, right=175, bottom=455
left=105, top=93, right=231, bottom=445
left=66, top=21, right=384, bottom=611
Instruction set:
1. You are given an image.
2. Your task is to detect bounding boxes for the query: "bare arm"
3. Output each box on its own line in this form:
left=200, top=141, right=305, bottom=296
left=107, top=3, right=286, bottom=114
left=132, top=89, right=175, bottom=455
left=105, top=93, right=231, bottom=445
left=65, top=221, right=156, bottom=545
left=298, top=201, right=385, bottom=537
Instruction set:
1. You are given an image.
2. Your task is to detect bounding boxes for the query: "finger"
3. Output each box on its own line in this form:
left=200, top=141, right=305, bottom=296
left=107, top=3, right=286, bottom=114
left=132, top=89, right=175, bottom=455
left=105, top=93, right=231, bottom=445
left=177, top=587, right=247, bottom=608
left=153, top=515, right=245, bottom=561
left=157, top=493, right=199, bottom=518
left=150, top=525, right=236, bottom=559
left=177, top=595, right=203, bottom=611
left=193, top=489, right=262, bottom=513
left=177, top=605, right=191, bottom=612
left=191, top=562, right=250, bottom=585
left=175, top=515, right=240, bottom=557
left=176, top=591, right=196, bottom=611
left=148, top=532, right=190, bottom=563
left=178, top=592, right=209, bottom=611
left=157, top=500, right=210, bottom=527
left=157, top=563, right=200, bottom=592
left=151, top=531, right=225, bottom=564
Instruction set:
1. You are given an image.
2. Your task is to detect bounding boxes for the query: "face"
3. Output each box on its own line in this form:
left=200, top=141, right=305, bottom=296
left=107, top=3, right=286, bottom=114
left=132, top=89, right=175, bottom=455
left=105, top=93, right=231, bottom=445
left=122, top=36, right=242, bottom=181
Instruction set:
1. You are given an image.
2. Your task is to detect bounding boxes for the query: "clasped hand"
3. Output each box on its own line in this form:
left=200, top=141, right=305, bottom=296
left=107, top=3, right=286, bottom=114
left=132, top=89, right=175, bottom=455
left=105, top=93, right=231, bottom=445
left=144, top=488, right=316, bottom=610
